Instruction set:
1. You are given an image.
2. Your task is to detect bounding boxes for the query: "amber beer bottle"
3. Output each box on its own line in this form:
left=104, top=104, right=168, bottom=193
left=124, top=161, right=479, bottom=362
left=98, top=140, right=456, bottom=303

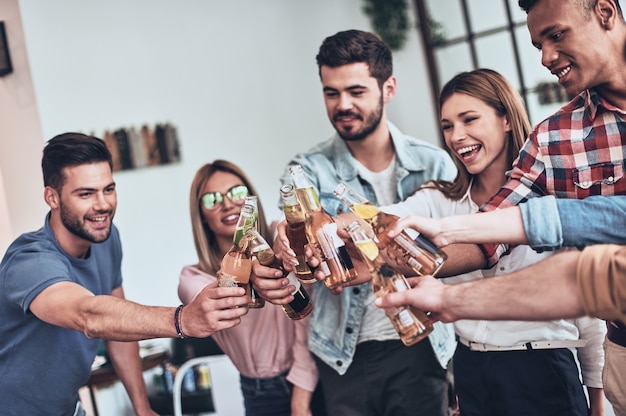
left=280, top=184, right=315, bottom=284
left=333, top=182, right=447, bottom=276
left=289, top=165, right=357, bottom=289
left=246, top=227, right=313, bottom=320
left=243, top=196, right=265, bottom=308
left=347, top=221, right=433, bottom=345
left=216, top=204, right=253, bottom=301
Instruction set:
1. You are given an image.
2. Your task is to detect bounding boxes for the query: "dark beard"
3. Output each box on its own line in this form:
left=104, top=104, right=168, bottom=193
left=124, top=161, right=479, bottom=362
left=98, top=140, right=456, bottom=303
left=60, top=203, right=111, bottom=243
left=333, top=96, right=384, bottom=142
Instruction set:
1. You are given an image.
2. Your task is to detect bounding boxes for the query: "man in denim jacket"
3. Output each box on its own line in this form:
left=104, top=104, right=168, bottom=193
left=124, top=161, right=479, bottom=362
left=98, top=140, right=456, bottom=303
left=275, top=30, right=457, bottom=415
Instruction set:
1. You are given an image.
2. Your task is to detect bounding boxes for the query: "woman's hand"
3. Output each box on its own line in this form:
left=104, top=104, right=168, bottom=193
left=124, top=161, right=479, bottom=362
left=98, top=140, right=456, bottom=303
left=250, top=260, right=295, bottom=305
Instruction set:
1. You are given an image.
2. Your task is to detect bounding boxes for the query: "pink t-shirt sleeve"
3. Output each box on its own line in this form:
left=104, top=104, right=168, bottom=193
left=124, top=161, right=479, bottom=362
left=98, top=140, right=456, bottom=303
left=178, top=265, right=217, bottom=305
left=286, top=315, right=319, bottom=391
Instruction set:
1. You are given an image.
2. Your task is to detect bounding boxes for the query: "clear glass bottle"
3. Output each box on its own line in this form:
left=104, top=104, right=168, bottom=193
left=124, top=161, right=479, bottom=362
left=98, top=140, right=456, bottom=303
left=334, top=182, right=447, bottom=277
left=280, top=184, right=316, bottom=284
left=243, top=196, right=265, bottom=309
left=246, top=228, right=313, bottom=320
left=289, top=165, right=357, bottom=289
left=347, top=221, right=433, bottom=346
left=216, top=204, right=253, bottom=304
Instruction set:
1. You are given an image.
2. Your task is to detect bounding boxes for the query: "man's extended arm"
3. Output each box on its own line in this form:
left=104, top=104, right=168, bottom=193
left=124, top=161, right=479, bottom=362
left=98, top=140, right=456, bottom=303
left=520, top=195, right=626, bottom=250
left=29, top=281, right=250, bottom=340
left=376, top=249, right=584, bottom=322
left=389, top=195, right=626, bottom=250
left=377, top=244, right=626, bottom=323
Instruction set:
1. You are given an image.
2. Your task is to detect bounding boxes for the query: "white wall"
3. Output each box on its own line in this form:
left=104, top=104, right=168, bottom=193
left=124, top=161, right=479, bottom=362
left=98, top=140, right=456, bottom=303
left=0, top=0, right=47, bottom=254
left=3, top=2, right=439, bottom=414
left=15, top=0, right=439, bottom=309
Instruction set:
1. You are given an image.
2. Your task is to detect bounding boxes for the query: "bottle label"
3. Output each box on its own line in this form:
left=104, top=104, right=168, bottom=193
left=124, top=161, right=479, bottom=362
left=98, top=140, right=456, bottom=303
left=316, top=229, right=337, bottom=259
left=397, top=309, right=415, bottom=327
left=325, top=223, right=356, bottom=272
left=394, top=278, right=409, bottom=292
left=394, top=233, right=424, bottom=258
left=286, top=272, right=302, bottom=295
left=217, top=272, right=239, bottom=287
left=285, top=271, right=311, bottom=313
left=319, top=260, right=331, bottom=276
left=324, top=223, right=344, bottom=248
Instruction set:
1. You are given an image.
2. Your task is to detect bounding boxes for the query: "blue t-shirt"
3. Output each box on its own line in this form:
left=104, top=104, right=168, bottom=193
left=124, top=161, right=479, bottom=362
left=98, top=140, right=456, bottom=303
left=0, top=213, right=123, bottom=415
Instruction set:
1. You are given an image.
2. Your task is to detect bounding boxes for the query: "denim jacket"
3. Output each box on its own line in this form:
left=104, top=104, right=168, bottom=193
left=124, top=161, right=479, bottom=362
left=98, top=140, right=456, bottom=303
left=520, top=195, right=626, bottom=252
left=280, top=122, right=458, bottom=374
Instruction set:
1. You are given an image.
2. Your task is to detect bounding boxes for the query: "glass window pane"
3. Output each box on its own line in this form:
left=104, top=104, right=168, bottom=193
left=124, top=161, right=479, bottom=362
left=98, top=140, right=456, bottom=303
left=514, top=26, right=554, bottom=89
left=475, top=32, right=520, bottom=90
left=508, top=0, right=528, bottom=24
left=435, top=43, right=474, bottom=89
left=525, top=91, right=568, bottom=126
left=425, top=0, right=466, bottom=41
left=467, top=0, right=507, bottom=32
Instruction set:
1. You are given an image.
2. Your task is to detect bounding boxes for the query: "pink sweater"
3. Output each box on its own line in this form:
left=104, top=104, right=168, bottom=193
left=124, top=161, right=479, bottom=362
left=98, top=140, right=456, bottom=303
left=178, top=265, right=318, bottom=391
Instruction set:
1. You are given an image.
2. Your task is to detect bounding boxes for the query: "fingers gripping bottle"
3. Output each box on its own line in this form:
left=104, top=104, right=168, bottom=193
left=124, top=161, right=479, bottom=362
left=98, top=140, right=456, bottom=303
left=216, top=204, right=254, bottom=302
left=243, top=196, right=265, bottom=308
left=280, top=184, right=316, bottom=284
left=245, top=227, right=313, bottom=320
left=333, top=182, right=447, bottom=277
left=347, top=221, right=433, bottom=345
left=288, top=165, right=357, bottom=290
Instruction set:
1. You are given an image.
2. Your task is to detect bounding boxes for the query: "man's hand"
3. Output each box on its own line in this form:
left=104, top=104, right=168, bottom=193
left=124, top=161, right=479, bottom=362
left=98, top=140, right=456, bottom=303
left=327, top=226, right=372, bottom=295
left=183, top=283, right=250, bottom=337
left=374, top=275, right=454, bottom=323
left=387, top=215, right=448, bottom=247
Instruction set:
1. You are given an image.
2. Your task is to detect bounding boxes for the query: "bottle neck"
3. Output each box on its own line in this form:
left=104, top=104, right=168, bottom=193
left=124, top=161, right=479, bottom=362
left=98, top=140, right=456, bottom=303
left=295, top=186, right=322, bottom=214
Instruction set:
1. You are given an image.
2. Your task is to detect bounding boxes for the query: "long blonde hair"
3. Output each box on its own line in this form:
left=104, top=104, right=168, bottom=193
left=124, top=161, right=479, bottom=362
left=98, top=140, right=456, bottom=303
left=189, top=160, right=271, bottom=275
left=423, top=68, right=530, bottom=200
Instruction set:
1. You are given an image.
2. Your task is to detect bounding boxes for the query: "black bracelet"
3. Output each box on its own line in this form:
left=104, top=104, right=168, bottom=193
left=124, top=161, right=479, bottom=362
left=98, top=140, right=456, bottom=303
left=174, top=304, right=187, bottom=339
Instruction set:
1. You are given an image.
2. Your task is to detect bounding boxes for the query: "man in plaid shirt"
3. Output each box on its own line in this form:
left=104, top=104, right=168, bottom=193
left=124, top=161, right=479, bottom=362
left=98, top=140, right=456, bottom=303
left=378, top=0, right=626, bottom=413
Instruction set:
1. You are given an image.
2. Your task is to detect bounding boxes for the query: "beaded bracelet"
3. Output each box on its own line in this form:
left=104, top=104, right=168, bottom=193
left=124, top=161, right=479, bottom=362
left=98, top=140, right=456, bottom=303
left=174, top=304, right=187, bottom=339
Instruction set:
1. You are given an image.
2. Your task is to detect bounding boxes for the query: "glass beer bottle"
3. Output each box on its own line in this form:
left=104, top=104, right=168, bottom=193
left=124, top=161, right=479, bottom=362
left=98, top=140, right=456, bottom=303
left=280, top=184, right=315, bottom=284
left=216, top=204, right=253, bottom=303
left=243, top=195, right=265, bottom=308
left=289, top=165, right=357, bottom=289
left=333, top=182, right=447, bottom=277
left=347, top=221, right=433, bottom=345
left=246, top=227, right=313, bottom=320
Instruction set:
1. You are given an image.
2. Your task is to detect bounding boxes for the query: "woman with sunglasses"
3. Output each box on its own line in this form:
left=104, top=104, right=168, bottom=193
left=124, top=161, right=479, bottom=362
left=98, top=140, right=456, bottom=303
left=177, top=160, right=322, bottom=416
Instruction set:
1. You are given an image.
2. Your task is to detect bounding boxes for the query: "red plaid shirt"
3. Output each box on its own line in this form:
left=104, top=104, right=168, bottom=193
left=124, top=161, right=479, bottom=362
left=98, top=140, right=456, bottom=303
left=480, top=88, right=626, bottom=265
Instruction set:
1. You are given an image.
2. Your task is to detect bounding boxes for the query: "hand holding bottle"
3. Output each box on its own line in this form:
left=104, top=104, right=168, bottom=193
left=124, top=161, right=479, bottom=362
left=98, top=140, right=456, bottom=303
left=249, top=219, right=304, bottom=305
left=333, top=183, right=447, bottom=277
left=374, top=274, right=454, bottom=324
left=182, top=282, right=250, bottom=337
left=385, top=214, right=447, bottom=247
left=272, top=219, right=302, bottom=273
left=322, top=224, right=375, bottom=295
left=290, top=165, right=358, bottom=289
left=348, top=221, right=433, bottom=345
left=246, top=227, right=313, bottom=320
left=273, top=205, right=353, bottom=291
left=250, top=260, right=296, bottom=305
left=383, top=214, right=448, bottom=274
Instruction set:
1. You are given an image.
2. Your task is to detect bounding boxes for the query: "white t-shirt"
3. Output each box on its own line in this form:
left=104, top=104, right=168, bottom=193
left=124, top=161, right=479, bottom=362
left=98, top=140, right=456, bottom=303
left=354, top=156, right=400, bottom=343
left=381, top=182, right=606, bottom=388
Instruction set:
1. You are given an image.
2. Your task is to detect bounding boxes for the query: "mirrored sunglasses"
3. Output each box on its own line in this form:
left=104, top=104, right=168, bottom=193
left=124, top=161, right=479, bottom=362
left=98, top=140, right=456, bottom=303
left=200, top=185, right=249, bottom=210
